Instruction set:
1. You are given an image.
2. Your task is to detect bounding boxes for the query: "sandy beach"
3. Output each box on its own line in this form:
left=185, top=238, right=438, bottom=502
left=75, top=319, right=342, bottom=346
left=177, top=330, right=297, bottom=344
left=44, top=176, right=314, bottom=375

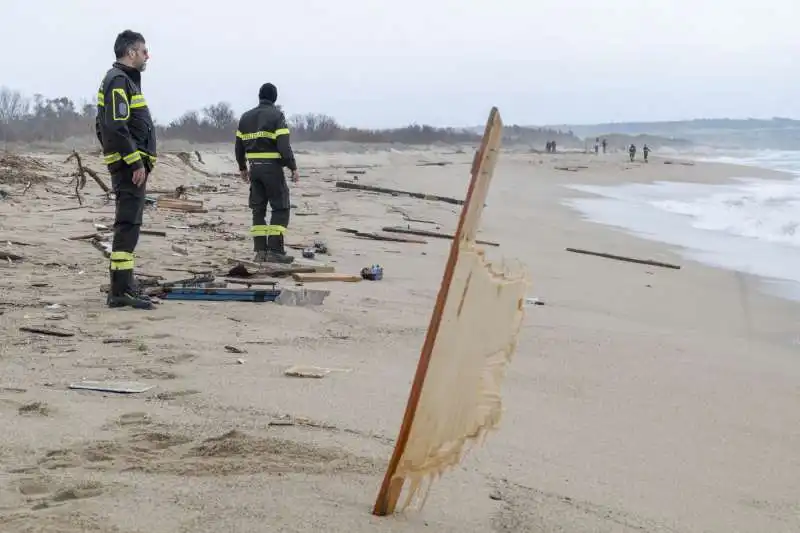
left=1, top=145, right=798, bottom=532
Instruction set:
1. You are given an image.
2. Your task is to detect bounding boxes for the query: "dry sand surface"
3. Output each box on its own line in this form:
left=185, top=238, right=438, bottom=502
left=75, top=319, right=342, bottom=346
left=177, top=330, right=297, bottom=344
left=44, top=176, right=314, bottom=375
left=1, top=145, right=799, bottom=533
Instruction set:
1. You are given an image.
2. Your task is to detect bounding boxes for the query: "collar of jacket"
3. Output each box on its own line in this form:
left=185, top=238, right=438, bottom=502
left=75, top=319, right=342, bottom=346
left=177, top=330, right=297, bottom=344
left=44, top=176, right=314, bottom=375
left=113, top=61, right=142, bottom=86
left=258, top=99, right=275, bottom=106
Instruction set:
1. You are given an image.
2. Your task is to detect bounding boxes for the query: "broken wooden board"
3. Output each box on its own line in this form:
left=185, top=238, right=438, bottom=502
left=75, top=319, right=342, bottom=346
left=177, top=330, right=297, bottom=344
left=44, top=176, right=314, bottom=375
left=335, top=181, right=465, bottom=206
left=0, top=251, right=24, bottom=262
left=373, top=107, right=528, bottom=516
left=566, top=247, right=681, bottom=270
left=19, top=325, right=74, bottom=337
left=69, top=381, right=153, bottom=394
left=337, top=228, right=427, bottom=244
left=382, top=226, right=499, bottom=247
left=156, top=197, right=207, bottom=213
left=226, top=257, right=335, bottom=277
left=292, top=272, right=361, bottom=283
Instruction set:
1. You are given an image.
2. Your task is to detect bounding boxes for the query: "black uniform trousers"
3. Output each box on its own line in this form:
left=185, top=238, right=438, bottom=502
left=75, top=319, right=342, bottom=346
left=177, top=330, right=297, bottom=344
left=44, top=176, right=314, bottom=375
left=248, top=162, right=290, bottom=252
left=109, top=166, right=147, bottom=292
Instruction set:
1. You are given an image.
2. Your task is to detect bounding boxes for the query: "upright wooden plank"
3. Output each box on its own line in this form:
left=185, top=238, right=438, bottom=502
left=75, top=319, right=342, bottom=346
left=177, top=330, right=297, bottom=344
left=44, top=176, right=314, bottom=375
left=372, top=107, right=505, bottom=516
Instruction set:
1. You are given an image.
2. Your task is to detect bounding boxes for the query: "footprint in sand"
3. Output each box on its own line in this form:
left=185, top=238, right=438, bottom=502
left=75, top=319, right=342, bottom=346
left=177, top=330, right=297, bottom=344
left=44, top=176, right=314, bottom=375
left=133, top=368, right=177, bottom=380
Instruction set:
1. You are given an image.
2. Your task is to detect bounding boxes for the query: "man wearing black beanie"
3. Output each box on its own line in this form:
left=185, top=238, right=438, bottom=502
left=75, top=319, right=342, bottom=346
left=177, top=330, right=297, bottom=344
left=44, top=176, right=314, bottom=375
left=234, top=82, right=299, bottom=263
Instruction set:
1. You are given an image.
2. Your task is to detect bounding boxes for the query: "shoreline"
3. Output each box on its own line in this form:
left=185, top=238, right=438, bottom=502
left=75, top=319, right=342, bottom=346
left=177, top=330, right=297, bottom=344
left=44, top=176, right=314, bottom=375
left=557, top=153, right=800, bottom=307
left=1, top=147, right=799, bottom=532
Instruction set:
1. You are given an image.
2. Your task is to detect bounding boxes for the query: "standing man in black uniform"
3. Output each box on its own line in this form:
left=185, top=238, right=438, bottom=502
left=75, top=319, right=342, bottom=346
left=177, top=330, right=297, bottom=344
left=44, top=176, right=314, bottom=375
left=95, top=30, right=157, bottom=309
left=235, top=83, right=299, bottom=264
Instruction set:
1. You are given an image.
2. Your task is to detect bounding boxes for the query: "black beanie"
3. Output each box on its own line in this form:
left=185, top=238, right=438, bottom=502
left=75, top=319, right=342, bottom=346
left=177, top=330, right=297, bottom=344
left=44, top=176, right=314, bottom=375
left=258, top=83, right=278, bottom=102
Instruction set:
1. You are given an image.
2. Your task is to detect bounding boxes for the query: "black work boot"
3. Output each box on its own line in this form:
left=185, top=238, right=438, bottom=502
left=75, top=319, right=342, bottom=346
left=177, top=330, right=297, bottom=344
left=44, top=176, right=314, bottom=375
left=266, top=235, right=294, bottom=264
left=107, top=270, right=154, bottom=310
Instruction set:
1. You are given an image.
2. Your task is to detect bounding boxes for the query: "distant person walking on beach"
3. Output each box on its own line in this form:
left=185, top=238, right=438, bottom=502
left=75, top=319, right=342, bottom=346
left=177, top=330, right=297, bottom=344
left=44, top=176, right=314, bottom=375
left=643, top=144, right=650, bottom=163
left=629, top=144, right=636, bottom=162
left=602, top=138, right=607, bottom=153
left=594, top=137, right=600, bottom=155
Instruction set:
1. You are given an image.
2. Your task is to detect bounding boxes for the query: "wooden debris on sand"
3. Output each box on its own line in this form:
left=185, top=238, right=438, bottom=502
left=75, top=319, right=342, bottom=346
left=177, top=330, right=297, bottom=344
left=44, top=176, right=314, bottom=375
left=565, top=247, right=681, bottom=270
left=65, top=151, right=110, bottom=194
left=156, top=197, right=206, bottom=213
left=373, top=107, right=529, bottom=516
left=0, top=251, right=24, bottom=262
left=19, top=325, right=75, bottom=337
left=335, top=181, right=465, bottom=206
left=382, top=226, right=499, bottom=247
left=337, top=227, right=427, bottom=244
left=292, top=272, right=361, bottom=283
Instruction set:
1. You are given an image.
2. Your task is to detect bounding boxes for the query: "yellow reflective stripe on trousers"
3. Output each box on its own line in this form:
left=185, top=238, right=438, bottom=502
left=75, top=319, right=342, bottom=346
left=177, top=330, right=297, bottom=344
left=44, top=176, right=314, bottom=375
left=245, top=152, right=281, bottom=160
left=110, top=251, right=134, bottom=271
left=103, top=151, right=157, bottom=166
left=236, top=128, right=291, bottom=141
left=250, top=225, right=286, bottom=236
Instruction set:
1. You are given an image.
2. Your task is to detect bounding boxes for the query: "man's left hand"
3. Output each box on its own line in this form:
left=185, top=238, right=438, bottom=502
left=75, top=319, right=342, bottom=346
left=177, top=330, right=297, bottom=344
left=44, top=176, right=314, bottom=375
left=290, top=169, right=299, bottom=183
left=240, top=169, right=250, bottom=182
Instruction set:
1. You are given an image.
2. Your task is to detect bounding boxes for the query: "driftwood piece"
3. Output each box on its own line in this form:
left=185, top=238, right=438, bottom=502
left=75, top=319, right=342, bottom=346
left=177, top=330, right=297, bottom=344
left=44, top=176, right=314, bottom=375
left=66, top=151, right=110, bottom=194
left=141, top=229, right=167, bottom=237
left=292, top=272, right=361, bottom=283
left=0, top=251, right=24, bottom=261
left=68, top=233, right=100, bottom=241
left=382, top=226, right=499, bottom=247
left=565, top=247, right=681, bottom=270
left=336, top=227, right=426, bottom=244
left=156, top=197, right=206, bottom=213
left=373, top=107, right=528, bottom=516
left=335, top=181, right=465, bottom=206
left=19, top=325, right=74, bottom=337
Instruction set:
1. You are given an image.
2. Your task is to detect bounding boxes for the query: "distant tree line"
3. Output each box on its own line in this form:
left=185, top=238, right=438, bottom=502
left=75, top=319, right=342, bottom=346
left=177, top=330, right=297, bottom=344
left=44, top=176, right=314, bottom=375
left=0, top=86, right=581, bottom=147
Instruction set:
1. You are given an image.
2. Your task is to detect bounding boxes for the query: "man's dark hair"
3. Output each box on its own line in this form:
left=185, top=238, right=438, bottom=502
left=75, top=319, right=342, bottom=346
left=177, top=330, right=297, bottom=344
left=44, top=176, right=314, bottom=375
left=114, top=30, right=145, bottom=59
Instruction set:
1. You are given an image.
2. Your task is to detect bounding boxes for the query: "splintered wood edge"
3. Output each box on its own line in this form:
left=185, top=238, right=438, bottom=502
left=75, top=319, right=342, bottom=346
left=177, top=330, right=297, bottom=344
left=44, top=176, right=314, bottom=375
left=372, top=107, right=503, bottom=516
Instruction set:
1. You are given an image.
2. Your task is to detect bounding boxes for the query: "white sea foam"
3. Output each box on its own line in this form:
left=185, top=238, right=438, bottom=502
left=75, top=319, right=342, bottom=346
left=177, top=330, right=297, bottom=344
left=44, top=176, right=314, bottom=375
left=563, top=150, right=800, bottom=300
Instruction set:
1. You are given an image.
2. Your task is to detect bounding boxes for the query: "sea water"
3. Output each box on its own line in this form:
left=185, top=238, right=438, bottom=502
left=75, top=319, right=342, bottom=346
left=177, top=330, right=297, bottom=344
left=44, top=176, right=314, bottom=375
left=562, top=150, right=800, bottom=301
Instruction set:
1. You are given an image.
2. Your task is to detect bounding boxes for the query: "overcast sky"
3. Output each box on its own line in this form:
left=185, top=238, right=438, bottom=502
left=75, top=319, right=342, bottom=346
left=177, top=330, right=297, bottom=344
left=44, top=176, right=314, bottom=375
left=1, top=0, right=797, bottom=128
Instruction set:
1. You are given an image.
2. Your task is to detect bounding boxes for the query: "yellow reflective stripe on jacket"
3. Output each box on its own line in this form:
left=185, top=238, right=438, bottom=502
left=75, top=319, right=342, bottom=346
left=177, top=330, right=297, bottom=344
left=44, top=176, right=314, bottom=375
left=97, top=92, right=146, bottom=108
left=123, top=152, right=142, bottom=164
left=236, top=128, right=290, bottom=141
left=110, top=251, right=135, bottom=271
left=250, top=224, right=287, bottom=236
left=245, top=152, right=281, bottom=160
left=103, top=150, right=157, bottom=166
left=130, top=94, right=147, bottom=108
left=104, top=153, right=122, bottom=164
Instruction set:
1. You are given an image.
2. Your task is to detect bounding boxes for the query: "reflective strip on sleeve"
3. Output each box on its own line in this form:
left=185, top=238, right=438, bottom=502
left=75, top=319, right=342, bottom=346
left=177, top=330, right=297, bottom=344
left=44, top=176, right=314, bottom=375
left=97, top=91, right=105, bottom=106
left=274, top=128, right=290, bottom=136
left=109, top=251, right=135, bottom=271
left=130, top=94, right=147, bottom=109
left=123, top=152, right=142, bottom=165
left=103, top=151, right=157, bottom=166
left=104, top=152, right=122, bottom=165
left=245, top=152, right=281, bottom=160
